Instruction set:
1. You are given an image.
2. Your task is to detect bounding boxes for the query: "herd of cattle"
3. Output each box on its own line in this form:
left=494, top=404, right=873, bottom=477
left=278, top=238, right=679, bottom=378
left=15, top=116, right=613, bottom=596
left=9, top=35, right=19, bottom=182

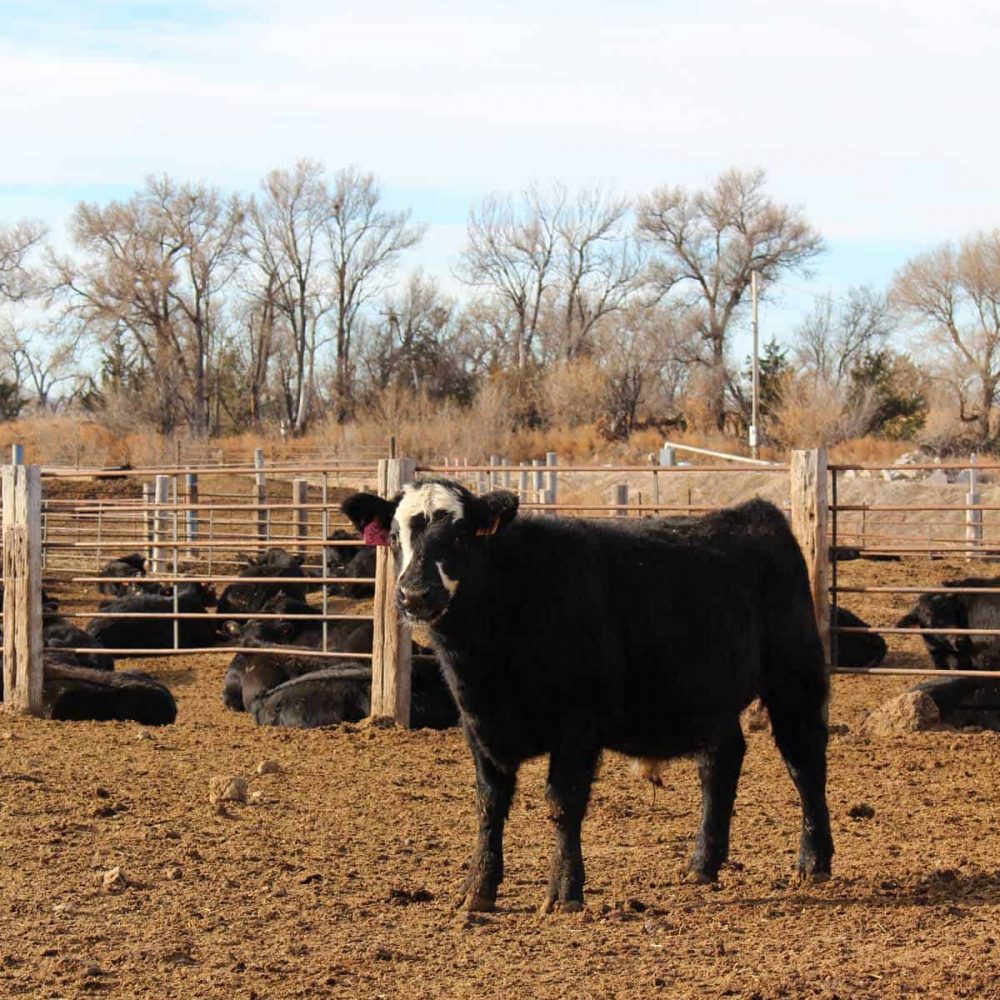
left=0, top=490, right=998, bottom=738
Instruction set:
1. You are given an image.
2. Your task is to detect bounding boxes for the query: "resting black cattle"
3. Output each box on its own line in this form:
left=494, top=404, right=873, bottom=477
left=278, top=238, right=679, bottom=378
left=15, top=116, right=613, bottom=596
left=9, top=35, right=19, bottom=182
left=324, top=530, right=376, bottom=598
left=342, top=480, right=833, bottom=913
left=86, top=582, right=218, bottom=651
left=42, top=659, right=176, bottom=724
left=216, top=548, right=307, bottom=621
left=221, top=596, right=372, bottom=711
left=913, top=676, right=1000, bottom=730
left=43, top=614, right=115, bottom=670
left=98, top=552, right=160, bottom=597
left=896, top=577, right=1000, bottom=671
left=832, top=607, right=887, bottom=670
left=0, top=652, right=175, bottom=724
left=250, top=659, right=457, bottom=729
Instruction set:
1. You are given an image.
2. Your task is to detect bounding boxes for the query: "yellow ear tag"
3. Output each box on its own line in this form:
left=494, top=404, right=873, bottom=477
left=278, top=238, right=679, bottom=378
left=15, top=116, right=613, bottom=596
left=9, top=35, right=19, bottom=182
left=475, top=515, right=501, bottom=537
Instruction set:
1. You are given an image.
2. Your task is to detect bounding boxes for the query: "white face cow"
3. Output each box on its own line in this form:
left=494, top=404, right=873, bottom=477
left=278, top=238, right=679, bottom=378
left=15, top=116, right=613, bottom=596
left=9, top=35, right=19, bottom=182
left=341, top=479, right=518, bottom=623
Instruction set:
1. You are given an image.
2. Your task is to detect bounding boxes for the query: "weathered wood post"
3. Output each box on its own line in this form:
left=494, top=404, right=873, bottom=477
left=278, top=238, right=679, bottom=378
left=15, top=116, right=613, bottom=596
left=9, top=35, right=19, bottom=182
left=371, top=456, right=416, bottom=725
left=142, top=482, right=155, bottom=564
left=546, top=452, right=558, bottom=510
left=254, top=448, right=267, bottom=546
left=966, top=452, right=982, bottom=562
left=2, top=464, right=43, bottom=714
left=790, top=448, right=830, bottom=665
left=611, top=483, right=629, bottom=516
left=292, top=478, right=308, bottom=555
left=519, top=462, right=530, bottom=502
left=185, top=472, right=199, bottom=557
left=152, top=475, right=171, bottom=576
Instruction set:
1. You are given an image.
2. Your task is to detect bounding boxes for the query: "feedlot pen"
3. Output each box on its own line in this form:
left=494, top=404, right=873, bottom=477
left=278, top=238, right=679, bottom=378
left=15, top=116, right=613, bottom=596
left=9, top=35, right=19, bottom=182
left=0, top=452, right=998, bottom=998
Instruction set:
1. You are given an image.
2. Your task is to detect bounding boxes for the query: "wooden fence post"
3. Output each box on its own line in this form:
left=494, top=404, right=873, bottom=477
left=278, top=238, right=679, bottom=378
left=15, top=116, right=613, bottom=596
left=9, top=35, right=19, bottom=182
left=610, top=483, right=629, bottom=516
left=966, top=453, right=982, bottom=561
left=371, top=457, right=416, bottom=725
left=153, top=475, right=171, bottom=576
left=293, top=478, right=308, bottom=555
left=185, top=473, right=199, bottom=557
left=2, top=464, right=43, bottom=714
left=254, top=448, right=267, bottom=546
left=790, top=448, right=830, bottom=665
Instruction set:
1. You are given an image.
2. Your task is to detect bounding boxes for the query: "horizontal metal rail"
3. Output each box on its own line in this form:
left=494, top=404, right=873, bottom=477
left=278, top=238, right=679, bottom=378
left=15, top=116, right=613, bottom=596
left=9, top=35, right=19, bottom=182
left=63, top=574, right=375, bottom=585
left=56, top=611, right=373, bottom=621
left=833, top=666, right=1000, bottom=678
left=60, top=645, right=373, bottom=659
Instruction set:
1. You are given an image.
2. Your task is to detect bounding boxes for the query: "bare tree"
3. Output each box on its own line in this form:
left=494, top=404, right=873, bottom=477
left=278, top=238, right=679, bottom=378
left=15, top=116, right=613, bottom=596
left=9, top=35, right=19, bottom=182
left=243, top=160, right=335, bottom=435
left=793, top=286, right=894, bottom=387
left=0, top=316, right=86, bottom=410
left=325, top=167, right=425, bottom=420
left=636, top=168, right=823, bottom=430
left=54, top=177, right=242, bottom=434
left=892, top=232, right=1000, bottom=446
left=456, top=185, right=562, bottom=370
left=0, top=219, right=47, bottom=303
left=555, top=186, right=645, bottom=360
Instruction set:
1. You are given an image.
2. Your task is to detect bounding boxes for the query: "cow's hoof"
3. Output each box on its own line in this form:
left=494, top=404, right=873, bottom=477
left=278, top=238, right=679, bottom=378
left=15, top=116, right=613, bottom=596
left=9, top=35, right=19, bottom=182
left=683, top=858, right=719, bottom=884
left=795, top=868, right=831, bottom=884
left=460, top=892, right=496, bottom=913
left=538, top=898, right=583, bottom=915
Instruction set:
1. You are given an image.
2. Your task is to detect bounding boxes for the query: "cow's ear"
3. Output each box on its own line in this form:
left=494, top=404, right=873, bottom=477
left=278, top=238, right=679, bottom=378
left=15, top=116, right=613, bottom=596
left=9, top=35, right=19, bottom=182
left=469, top=490, right=519, bottom=537
left=341, top=492, right=399, bottom=533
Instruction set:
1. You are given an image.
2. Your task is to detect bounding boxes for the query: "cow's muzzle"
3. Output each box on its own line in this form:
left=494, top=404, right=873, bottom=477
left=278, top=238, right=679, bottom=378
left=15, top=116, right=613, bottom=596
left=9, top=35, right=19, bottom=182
left=397, top=584, right=448, bottom=623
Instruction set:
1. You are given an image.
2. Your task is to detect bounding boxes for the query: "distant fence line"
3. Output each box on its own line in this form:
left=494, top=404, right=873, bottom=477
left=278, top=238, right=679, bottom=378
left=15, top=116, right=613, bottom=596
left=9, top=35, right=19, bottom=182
left=3, top=446, right=1000, bottom=722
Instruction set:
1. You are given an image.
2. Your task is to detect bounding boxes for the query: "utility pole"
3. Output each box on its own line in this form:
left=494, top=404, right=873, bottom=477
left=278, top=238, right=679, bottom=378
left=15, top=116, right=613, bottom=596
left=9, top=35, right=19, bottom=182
left=750, top=270, right=760, bottom=460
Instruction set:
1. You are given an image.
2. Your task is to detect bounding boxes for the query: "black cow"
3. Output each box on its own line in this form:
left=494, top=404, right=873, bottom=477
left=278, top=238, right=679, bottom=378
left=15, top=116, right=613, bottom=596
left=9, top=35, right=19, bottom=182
left=86, top=582, right=218, bottom=651
left=221, top=596, right=372, bottom=711
left=42, top=659, right=176, bottom=724
left=324, top=529, right=376, bottom=598
left=896, top=577, right=1000, bottom=671
left=216, top=548, right=307, bottom=621
left=250, top=659, right=458, bottom=729
left=832, top=607, right=887, bottom=670
left=0, top=652, right=175, bottom=724
left=43, top=613, right=115, bottom=670
left=342, top=480, right=833, bottom=913
left=913, top=676, right=1000, bottom=730
left=98, top=553, right=161, bottom=597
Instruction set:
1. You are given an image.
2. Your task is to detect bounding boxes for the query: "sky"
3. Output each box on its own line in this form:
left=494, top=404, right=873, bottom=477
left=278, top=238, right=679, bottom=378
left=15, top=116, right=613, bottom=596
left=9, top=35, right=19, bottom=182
left=2, top=0, right=998, bottom=355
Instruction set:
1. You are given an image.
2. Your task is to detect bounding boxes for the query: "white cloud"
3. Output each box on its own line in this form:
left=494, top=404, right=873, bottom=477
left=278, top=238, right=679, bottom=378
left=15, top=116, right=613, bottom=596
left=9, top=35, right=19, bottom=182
left=1, top=0, right=998, bottom=250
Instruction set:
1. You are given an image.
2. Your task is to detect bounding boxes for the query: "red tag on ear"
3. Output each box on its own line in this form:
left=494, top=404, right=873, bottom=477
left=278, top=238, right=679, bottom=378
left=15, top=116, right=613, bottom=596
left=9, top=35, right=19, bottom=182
left=363, top=521, right=390, bottom=547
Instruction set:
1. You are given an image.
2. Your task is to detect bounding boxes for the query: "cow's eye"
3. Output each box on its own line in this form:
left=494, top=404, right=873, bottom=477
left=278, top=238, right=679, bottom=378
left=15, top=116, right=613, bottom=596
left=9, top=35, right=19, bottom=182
left=453, top=535, right=463, bottom=550
left=389, top=529, right=399, bottom=547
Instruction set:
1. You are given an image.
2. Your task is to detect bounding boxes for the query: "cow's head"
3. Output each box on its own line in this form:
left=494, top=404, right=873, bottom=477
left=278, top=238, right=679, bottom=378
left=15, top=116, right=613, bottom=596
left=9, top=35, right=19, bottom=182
left=341, top=478, right=518, bottom=623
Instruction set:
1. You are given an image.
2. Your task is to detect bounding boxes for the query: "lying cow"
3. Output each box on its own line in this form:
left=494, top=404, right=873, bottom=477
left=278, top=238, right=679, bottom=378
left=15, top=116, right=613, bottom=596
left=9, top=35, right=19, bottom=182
left=912, top=676, right=1000, bottom=730
left=216, top=548, right=307, bottom=621
left=896, top=577, right=1000, bottom=671
left=221, top=596, right=373, bottom=711
left=250, top=660, right=458, bottom=729
left=342, top=480, right=833, bottom=913
left=98, top=553, right=162, bottom=597
left=43, top=613, right=115, bottom=671
left=86, top=582, right=218, bottom=651
left=0, top=651, right=175, bottom=725
left=42, top=658, right=176, bottom=725
left=324, top=529, right=376, bottom=598
left=832, top=607, right=887, bottom=670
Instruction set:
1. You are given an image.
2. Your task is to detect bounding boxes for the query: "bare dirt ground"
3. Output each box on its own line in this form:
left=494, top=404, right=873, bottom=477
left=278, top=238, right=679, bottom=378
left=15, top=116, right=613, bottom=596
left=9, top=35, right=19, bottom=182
left=1, top=553, right=999, bottom=999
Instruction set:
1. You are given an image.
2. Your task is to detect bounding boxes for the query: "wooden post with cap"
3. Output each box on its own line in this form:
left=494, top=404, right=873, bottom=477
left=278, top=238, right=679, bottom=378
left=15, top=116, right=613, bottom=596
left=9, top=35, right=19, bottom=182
left=371, top=456, right=416, bottom=724
left=2, top=463, right=43, bottom=714
left=790, top=448, right=830, bottom=666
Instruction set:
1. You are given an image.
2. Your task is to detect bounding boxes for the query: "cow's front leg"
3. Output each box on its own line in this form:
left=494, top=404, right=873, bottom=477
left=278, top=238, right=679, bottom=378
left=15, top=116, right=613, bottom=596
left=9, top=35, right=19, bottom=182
left=460, top=745, right=516, bottom=912
left=541, top=730, right=600, bottom=914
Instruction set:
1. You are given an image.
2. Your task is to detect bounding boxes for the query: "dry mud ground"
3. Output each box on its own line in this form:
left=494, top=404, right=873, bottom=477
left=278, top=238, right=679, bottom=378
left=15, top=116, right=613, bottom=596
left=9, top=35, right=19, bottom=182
left=1, top=558, right=1000, bottom=999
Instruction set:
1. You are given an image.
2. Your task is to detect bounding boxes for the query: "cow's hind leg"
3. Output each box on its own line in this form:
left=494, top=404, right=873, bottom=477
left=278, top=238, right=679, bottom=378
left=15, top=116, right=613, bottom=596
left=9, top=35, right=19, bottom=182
left=765, top=689, right=834, bottom=880
left=541, top=725, right=600, bottom=914
left=687, top=719, right=746, bottom=882
left=460, top=744, right=516, bottom=912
